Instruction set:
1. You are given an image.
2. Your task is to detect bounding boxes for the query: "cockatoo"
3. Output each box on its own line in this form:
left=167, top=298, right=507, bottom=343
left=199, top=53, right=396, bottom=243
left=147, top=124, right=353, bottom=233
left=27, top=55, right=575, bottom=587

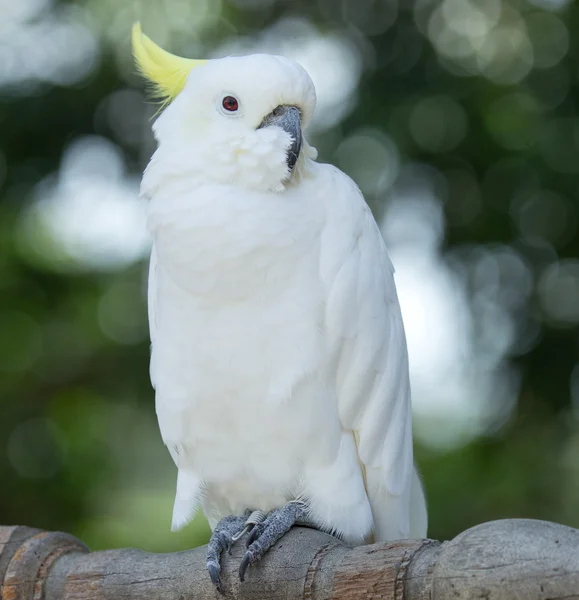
left=132, top=23, right=427, bottom=591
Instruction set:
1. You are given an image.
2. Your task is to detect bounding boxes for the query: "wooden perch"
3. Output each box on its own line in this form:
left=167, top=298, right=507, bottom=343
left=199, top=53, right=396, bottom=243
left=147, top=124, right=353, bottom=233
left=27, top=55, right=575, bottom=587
left=1, top=519, right=579, bottom=600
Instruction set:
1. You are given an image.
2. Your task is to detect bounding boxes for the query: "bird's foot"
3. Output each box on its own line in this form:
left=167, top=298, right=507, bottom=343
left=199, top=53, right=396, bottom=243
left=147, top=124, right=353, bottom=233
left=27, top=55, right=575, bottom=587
left=207, top=513, right=248, bottom=592
left=206, top=510, right=265, bottom=593
left=239, top=501, right=315, bottom=582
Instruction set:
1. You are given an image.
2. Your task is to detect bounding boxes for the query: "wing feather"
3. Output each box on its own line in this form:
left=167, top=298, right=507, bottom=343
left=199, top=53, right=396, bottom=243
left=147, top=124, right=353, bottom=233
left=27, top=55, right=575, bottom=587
left=148, top=244, right=159, bottom=391
left=321, top=168, right=414, bottom=520
left=148, top=244, right=158, bottom=347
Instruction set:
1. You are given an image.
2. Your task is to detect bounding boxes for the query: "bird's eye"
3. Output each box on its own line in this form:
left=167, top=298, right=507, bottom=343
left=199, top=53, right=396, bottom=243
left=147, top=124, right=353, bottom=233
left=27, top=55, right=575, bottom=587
left=222, top=96, right=239, bottom=112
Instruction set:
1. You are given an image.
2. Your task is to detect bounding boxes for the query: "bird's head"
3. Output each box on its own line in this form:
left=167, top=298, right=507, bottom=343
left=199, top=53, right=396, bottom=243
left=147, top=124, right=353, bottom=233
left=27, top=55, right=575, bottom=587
left=132, top=23, right=317, bottom=193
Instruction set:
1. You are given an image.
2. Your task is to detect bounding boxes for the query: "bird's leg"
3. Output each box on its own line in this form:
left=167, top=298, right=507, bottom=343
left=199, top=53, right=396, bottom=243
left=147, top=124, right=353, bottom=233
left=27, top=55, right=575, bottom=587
left=206, top=510, right=266, bottom=593
left=239, top=501, right=318, bottom=582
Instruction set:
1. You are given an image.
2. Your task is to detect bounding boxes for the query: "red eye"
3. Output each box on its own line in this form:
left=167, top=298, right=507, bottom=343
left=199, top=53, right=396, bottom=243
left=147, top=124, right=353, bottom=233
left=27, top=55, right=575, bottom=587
left=222, top=96, right=239, bottom=112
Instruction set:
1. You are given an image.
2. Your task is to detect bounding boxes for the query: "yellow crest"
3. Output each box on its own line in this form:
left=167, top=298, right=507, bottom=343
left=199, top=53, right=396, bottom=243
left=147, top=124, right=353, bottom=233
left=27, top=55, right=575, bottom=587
left=131, top=22, right=206, bottom=103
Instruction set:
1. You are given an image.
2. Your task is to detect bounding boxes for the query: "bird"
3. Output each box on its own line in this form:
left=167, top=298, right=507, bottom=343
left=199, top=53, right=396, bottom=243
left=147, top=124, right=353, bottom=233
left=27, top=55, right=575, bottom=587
left=132, top=22, right=428, bottom=592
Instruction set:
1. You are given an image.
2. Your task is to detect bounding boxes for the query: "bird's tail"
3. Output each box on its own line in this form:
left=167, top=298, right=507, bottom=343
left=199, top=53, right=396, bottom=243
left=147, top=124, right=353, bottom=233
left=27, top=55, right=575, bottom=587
left=171, top=468, right=201, bottom=531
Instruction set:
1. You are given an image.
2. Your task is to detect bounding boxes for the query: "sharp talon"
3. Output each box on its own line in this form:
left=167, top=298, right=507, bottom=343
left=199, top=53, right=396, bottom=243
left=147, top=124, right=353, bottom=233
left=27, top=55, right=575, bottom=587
left=207, top=561, right=223, bottom=593
left=246, top=525, right=261, bottom=547
left=239, top=551, right=252, bottom=582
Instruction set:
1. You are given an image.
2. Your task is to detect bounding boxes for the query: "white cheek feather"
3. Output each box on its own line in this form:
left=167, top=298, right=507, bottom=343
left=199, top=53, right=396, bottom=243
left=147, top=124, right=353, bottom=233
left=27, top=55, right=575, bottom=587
left=227, top=127, right=292, bottom=192
left=143, top=116, right=293, bottom=196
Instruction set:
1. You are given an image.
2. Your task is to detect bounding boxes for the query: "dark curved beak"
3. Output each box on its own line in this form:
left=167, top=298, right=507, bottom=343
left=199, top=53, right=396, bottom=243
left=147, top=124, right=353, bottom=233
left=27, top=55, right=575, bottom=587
left=258, top=105, right=302, bottom=171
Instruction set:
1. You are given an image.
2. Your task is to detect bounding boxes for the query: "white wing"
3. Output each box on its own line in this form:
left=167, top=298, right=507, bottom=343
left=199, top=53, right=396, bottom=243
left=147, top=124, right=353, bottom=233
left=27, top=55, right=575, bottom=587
left=148, top=243, right=202, bottom=530
left=148, top=245, right=158, bottom=349
left=148, top=244, right=163, bottom=400
left=320, top=166, right=426, bottom=540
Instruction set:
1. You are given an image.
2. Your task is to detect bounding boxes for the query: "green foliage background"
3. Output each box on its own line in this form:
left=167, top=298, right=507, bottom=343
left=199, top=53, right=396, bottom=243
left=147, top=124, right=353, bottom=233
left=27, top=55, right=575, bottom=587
left=1, top=0, right=579, bottom=552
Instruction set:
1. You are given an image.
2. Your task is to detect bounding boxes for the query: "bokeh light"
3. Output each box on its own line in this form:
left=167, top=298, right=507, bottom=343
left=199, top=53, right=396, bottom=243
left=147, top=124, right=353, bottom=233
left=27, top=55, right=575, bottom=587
left=0, top=0, right=99, bottom=91
left=17, top=136, right=149, bottom=272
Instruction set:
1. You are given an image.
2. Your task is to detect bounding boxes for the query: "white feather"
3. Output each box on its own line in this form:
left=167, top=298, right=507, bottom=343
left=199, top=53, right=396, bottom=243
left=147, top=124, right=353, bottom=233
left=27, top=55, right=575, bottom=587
left=144, top=52, right=427, bottom=542
left=319, top=167, right=425, bottom=540
left=171, top=468, right=202, bottom=531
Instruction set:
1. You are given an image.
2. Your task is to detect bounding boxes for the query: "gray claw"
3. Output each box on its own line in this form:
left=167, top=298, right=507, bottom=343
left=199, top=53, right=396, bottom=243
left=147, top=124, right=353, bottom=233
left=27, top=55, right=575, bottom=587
left=246, top=522, right=264, bottom=547
left=207, top=560, right=223, bottom=593
left=239, top=550, right=253, bottom=582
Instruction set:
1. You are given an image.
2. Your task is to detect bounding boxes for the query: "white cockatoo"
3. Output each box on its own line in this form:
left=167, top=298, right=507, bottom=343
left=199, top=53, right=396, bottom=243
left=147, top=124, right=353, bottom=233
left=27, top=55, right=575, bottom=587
left=132, top=23, right=427, bottom=590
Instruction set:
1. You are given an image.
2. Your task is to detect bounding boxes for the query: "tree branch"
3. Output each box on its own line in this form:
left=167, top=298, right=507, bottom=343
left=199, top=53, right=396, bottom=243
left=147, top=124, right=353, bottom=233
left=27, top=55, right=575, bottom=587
left=1, top=519, right=578, bottom=600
